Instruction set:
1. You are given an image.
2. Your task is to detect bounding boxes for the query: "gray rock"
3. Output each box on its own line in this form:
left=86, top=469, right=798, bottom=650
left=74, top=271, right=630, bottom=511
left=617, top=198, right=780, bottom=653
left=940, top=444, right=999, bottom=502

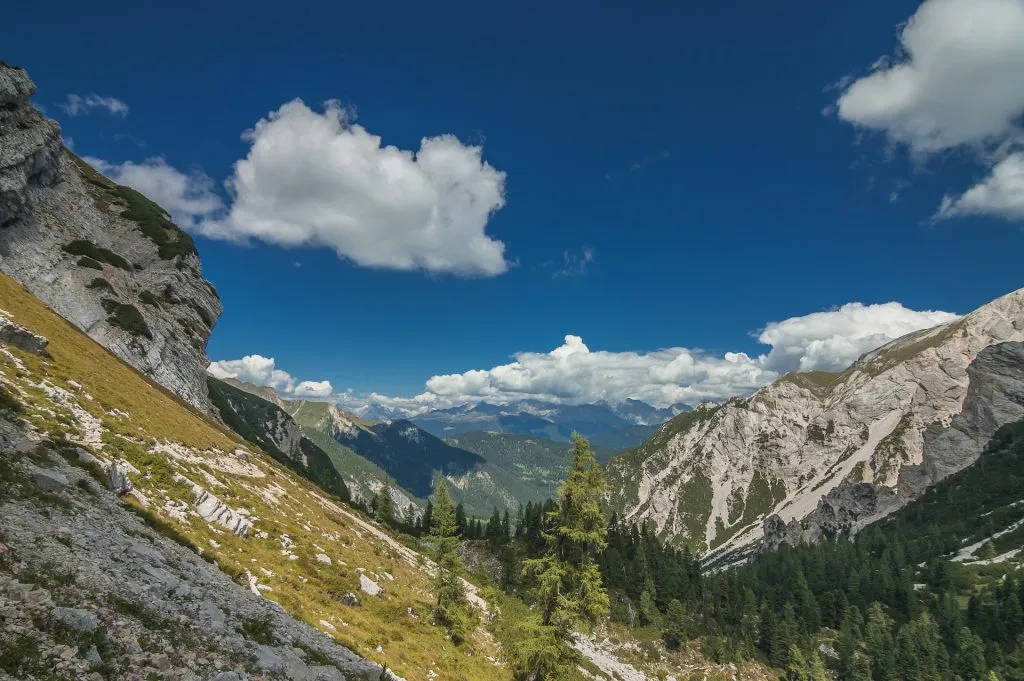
left=76, top=447, right=100, bottom=467
left=209, top=673, right=246, bottom=681
left=771, top=341, right=1024, bottom=549
left=30, top=467, right=68, bottom=492
left=85, top=644, right=103, bottom=668
left=339, top=593, right=360, bottom=607
left=609, top=288, right=1024, bottom=556
left=0, top=63, right=221, bottom=412
left=358, top=573, right=382, bottom=597
left=106, top=462, right=132, bottom=495
left=0, top=317, right=47, bottom=354
left=54, top=606, right=99, bottom=632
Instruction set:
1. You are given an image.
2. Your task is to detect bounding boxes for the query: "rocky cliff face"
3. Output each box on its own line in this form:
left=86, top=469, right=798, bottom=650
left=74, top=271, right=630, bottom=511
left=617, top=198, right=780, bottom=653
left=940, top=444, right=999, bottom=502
left=607, top=288, right=1024, bottom=557
left=0, top=63, right=220, bottom=411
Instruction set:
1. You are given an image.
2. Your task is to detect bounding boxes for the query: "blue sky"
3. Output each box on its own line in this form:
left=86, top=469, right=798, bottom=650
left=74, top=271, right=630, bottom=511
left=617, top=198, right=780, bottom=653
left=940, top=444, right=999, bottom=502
left=5, top=0, right=1023, bottom=411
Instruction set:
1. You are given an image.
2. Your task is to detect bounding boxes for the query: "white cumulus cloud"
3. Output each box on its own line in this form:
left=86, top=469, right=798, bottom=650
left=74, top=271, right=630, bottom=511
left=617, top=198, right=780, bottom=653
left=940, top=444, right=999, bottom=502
left=835, top=0, right=1024, bottom=154
left=757, top=302, right=960, bottom=372
left=61, top=94, right=130, bottom=117
left=833, top=0, right=1024, bottom=222
left=197, top=99, right=510, bottom=276
left=207, top=355, right=334, bottom=399
left=212, top=299, right=960, bottom=415
left=937, top=152, right=1024, bottom=221
left=84, top=156, right=224, bottom=231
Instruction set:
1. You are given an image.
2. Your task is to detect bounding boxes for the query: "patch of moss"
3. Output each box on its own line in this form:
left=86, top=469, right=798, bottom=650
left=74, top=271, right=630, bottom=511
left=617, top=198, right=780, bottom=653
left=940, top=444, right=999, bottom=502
left=116, top=186, right=197, bottom=260
left=104, top=302, right=153, bottom=340
left=239, top=616, right=276, bottom=645
left=675, top=472, right=713, bottom=552
left=86, top=277, right=113, bottom=291
left=62, top=239, right=132, bottom=271
left=77, top=256, right=103, bottom=270
left=0, top=384, right=22, bottom=413
left=138, top=290, right=160, bottom=307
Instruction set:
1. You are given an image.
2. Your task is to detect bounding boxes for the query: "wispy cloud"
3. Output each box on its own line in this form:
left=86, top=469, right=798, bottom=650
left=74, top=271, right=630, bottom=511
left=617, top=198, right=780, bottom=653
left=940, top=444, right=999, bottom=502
left=61, top=93, right=129, bottom=117
left=554, top=246, right=596, bottom=278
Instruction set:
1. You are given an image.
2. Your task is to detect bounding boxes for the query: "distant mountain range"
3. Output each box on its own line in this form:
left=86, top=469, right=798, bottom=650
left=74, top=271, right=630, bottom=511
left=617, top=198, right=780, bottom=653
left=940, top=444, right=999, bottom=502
left=409, top=398, right=689, bottom=447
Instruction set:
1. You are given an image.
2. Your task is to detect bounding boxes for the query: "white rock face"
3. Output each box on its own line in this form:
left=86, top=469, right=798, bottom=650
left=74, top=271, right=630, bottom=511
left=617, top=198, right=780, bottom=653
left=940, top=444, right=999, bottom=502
left=0, top=314, right=48, bottom=354
left=608, top=288, right=1024, bottom=557
left=175, top=474, right=252, bottom=537
left=359, top=573, right=383, bottom=597
left=0, top=63, right=221, bottom=411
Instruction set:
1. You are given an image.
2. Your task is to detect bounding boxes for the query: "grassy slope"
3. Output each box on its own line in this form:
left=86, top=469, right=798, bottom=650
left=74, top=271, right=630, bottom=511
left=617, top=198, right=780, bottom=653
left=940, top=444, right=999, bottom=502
left=0, top=274, right=503, bottom=681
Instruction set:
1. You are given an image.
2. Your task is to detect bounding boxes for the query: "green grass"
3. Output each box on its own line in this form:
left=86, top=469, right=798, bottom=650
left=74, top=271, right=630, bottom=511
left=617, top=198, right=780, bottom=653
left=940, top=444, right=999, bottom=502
left=0, top=272, right=507, bottom=681
left=62, top=239, right=132, bottom=271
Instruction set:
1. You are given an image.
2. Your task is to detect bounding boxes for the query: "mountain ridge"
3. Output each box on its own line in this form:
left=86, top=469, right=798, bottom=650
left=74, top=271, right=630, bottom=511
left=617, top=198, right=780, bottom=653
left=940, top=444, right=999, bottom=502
left=608, top=286, right=1024, bottom=557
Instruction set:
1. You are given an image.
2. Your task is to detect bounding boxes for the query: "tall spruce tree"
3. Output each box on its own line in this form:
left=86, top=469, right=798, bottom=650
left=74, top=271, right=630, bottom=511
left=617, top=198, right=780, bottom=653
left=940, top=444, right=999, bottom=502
left=376, top=477, right=396, bottom=526
left=524, top=432, right=610, bottom=634
left=429, top=479, right=474, bottom=643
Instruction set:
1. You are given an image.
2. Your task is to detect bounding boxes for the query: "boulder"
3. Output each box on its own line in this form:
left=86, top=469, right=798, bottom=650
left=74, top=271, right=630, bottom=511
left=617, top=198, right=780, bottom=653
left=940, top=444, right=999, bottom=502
left=107, top=462, right=133, bottom=495
left=0, top=317, right=47, bottom=355
left=53, top=606, right=99, bottom=633
left=359, top=573, right=382, bottom=597
left=30, top=467, right=68, bottom=493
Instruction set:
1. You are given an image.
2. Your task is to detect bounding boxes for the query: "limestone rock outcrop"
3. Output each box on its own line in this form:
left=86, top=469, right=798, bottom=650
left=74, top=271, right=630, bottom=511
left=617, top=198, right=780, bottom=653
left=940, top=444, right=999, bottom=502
left=0, top=62, right=221, bottom=411
left=608, top=288, right=1024, bottom=557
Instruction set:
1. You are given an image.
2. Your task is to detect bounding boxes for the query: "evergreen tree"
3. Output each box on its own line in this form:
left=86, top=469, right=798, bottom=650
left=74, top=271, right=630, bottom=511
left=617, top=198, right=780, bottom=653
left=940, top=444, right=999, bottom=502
left=662, top=599, right=686, bottom=650
left=523, top=433, right=610, bottom=635
left=808, top=650, right=828, bottom=681
left=429, top=480, right=474, bottom=643
left=866, top=602, right=896, bottom=681
left=455, top=503, right=467, bottom=536
left=786, top=644, right=809, bottom=681
left=953, top=627, right=987, bottom=681
left=376, top=478, right=396, bottom=526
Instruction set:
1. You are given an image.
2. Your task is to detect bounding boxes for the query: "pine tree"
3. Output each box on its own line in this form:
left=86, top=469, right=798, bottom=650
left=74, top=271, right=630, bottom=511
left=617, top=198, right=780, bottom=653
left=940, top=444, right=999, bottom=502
left=662, top=599, right=686, bottom=650
left=455, top=503, right=467, bottom=536
left=808, top=650, right=828, bottom=681
left=376, top=478, right=396, bottom=526
left=523, top=432, right=610, bottom=635
left=866, top=602, right=896, bottom=681
left=429, top=479, right=474, bottom=644
left=639, top=583, right=660, bottom=626
left=953, top=626, right=987, bottom=681
left=786, top=644, right=809, bottom=681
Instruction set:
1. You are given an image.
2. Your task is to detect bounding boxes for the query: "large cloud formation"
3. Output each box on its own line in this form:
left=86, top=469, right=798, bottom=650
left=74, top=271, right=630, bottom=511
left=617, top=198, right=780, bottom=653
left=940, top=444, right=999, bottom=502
left=87, top=99, right=510, bottom=276
left=207, top=355, right=333, bottom=399
left=210, top=300, right=959, bottom=414
left=204, top=99, right=510, bottom=275
left=834, top=0, right=1024, bottom=222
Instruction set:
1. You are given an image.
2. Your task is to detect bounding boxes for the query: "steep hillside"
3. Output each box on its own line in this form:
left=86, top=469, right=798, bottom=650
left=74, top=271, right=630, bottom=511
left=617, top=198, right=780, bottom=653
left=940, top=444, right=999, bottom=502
left=0, top=63, right=221, bottom=412
left=607, top=287, right=1024, bottom=556
left=283, top=400, right=483, bottom=500
left=206, top=376, right=352, bottom=503
left=0, top=272, right=502, bottom=681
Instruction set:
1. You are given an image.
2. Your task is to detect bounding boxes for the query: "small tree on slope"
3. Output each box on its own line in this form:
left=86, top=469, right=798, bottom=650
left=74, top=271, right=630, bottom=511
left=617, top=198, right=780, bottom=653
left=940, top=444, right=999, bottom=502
left=429, top=479, right=475, bottom=643
left=524, top=432, right=610, bottom=634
